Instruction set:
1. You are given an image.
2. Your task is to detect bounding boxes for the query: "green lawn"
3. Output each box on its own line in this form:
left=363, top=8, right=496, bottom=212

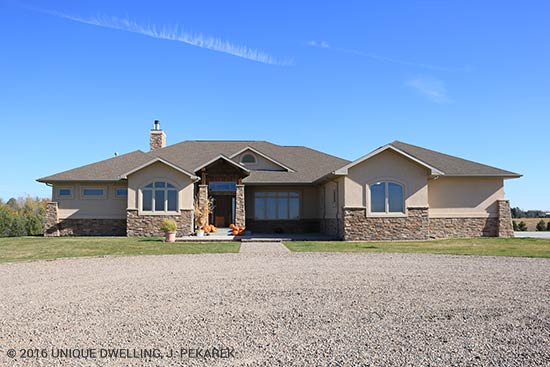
left=285, top=237, right=550, bottom=258
left=0, top=237, right=240, bottom=263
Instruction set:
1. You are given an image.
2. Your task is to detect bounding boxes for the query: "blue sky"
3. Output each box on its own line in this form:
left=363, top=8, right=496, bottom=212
left=1, top=0, right=549, bottom=209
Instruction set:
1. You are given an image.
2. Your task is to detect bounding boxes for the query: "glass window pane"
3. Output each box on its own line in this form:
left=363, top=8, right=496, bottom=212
left=142, top=190, right=152, bottom=211
left=59, top=189, right=71, bottom=196
left=277, top=197, right=288, bottom=219
left=254, top=197, right=265, bottom=219
left=388, top=183, right=404, bottom=212
left=167, top=190, right=177, bottom=211
left=289, top=198, right=300, bottom=219
left=155, top=190, right=165, bottom=211
left=267, top=192, right=276, bottom=197
left=255, top=192, right=266, bottom=198
left=241, top=154, right=256, bottom=163
left=83, top=189, right=104, bottom=196
left=167, top=183, right=175, bottom=188
left=145, top=183, right=153, bottom=188
left=155, top=182, right=166, bottom=188
left=266, top=197, right=277, bottom=219
left=289, top=192, right=299, bottom=198
left=116, top=188, right=128, bottom=197
left=370, top=183, right=386, bottom=212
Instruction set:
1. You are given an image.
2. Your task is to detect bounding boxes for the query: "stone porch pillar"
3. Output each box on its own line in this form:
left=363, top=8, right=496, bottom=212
left=497, top=200, right=514, bottom=238
left=197, top=184, right=209, bottom=227
left=44, top=202, right=60, bottom=237
left=235, top=184, right=245, bottom=227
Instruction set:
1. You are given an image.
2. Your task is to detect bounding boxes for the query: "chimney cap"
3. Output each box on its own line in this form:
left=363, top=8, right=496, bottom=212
left=152, top=120, right=161, bottom=131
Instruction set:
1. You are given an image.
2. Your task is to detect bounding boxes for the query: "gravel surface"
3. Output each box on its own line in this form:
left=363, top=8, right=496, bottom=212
left=0, top=252, right=549, bottom=366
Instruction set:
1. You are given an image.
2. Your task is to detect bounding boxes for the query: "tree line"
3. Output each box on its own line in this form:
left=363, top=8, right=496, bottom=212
left=0, top=197, right=48, bottom=237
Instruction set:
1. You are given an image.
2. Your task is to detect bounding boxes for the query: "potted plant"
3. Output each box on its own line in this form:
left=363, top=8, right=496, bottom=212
left=160, top=218, right=177, bottom=243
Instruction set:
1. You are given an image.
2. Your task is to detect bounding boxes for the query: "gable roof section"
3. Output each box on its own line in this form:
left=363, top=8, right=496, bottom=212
left=193, top=154, right=250, bottom=174
left=228, top=146, right=295, bottom=172
left=37, top=150, right=153, bottom=182
left=334, top=141, right=521, bottom=178
left=119, top=157, right=199, bottom=180
left=334, top=144, right=444, bottom=176
left=148, top=141, right=349, bottom=184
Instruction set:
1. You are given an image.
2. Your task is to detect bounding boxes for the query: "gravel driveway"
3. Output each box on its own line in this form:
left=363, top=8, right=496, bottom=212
left=1, top=251, right=549, bottom=366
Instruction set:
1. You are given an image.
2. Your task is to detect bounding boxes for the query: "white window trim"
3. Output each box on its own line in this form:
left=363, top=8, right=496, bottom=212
left=139, top=180, right=180, bottom=215
left=240, top=153, right=257, bottom=165
left=57, top=187, right=74, bottom=200
left=253, top=191, right=301, bottom=221
left=81, top=187, right=106, bottom=200
left=114, top=187, right=128, bottom=199
left=367, top=180, right=406, bottom=217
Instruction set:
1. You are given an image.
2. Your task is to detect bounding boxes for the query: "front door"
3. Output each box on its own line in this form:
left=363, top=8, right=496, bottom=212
left=212, top=195, right=234, bottom=227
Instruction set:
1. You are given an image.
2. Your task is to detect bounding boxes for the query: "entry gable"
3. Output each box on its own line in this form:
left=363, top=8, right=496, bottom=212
left=229, top=146, right=295, bottom=172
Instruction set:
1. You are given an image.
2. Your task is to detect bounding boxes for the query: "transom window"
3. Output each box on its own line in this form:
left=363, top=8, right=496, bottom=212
left=142, top=181, right=178, bottom=212
left=370, top=182, right=404, bottom=213
left=58, top=188, right=72, bottom=197
left=115, top=188, right=128, bottom=198
left=82, top=188, right=105, bottom=198
left=254, top=192, right=300, bottom=220
left=241, top=154, right=256, bottom=164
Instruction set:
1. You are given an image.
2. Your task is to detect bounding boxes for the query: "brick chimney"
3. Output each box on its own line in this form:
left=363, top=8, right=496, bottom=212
left=150, top=120, right=166, bottom=151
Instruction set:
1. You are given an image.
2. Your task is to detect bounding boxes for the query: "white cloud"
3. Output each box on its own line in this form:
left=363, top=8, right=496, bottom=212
left=406, top=76, right=452, bottom=104
left=308, top=40, right=330, bottom=48
left=40, top=9, right=291, bottom=66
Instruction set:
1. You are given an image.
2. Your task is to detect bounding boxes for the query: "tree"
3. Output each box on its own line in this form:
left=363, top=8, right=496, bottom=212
left=512, top=220, right=518, bottom=231
left=536, top=220, right=546, bottom=231
left=517, top=221, right=528, bottom=231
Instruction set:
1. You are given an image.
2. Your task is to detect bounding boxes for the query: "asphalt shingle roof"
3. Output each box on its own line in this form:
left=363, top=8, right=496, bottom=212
left=37, top=139, right=520, bottom=183
left=389, top=141, right=521, bottom=177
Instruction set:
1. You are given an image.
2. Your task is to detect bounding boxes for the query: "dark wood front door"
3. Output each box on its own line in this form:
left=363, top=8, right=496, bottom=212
left=213, top=195, right=234, bottom=227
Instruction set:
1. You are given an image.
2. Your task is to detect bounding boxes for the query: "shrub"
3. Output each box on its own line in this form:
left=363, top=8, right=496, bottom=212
left=160, top=218, right=177, bottom=233
left=517, top=221, right=528, bottom=231
left=536, top=220, right=547, bottom=231
left=547, top=222, right=550, bottom=231
left=512, top=220, right=518, bottom=231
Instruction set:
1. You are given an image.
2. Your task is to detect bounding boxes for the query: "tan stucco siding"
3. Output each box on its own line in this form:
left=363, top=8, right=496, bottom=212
left=127, top=162, right=195, bottom=211
left=245, top=185, right=320, bottom=219
left=234, top=151, right=286, bottom=171
left=344, top=149, right=429, bottom=210
left=428, top=177, right=504, bottom=218
left=53, top=182, right=127, bottom=219
left=320, top=177, right=345, bottom=219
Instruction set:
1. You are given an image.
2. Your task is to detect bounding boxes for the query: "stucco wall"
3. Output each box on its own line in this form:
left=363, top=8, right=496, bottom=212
left=127, top=161, right=195, bottom=211
left=244, top=185, right=320, bottom=219
left=233, top=150, right=286, bottom=171
left=428, top=177, right=505, bottom=218
left=52, top=182, right=127, bottom=219
left=344, top=149, right=429, bottom=210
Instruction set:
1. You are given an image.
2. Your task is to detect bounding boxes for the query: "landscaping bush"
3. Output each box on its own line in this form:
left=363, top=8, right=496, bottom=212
left=536, top=220, right=547, bottom=231
left=0, top=197, right=48, bottom=237
left=517, top=221, right=528, bottom=231
left=547, top=222, right=550, bottom=231
left=512, top=220, right=518, bottom=231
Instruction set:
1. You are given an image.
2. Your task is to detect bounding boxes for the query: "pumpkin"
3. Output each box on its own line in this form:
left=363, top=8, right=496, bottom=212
left=229, top=224, right=236, bottom=229
left=232, top=229, right=239, bottom=236
left=210, top=225, right=217, bottom=233
left=203, top=225, right=211, bottom=233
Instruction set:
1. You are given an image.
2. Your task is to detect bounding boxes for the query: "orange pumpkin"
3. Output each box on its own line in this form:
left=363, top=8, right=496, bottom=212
left=203, top=225, right=211, bottom=233
left=229, top=224, right=236, bottom=229
left=232, top=229, right=239, bottom=236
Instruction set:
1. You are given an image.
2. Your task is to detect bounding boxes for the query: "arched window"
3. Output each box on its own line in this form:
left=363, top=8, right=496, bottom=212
left=241, top=154, right=256, bottom=164
left=370, top=181, right=404, bottom=213
left=142, top=181, right=178, bottom=212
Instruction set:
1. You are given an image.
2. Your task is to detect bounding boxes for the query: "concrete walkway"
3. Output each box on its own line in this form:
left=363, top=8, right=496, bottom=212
left=239, top=241, right=290, bottom=253
left=514, top=231, right=550, bottom=238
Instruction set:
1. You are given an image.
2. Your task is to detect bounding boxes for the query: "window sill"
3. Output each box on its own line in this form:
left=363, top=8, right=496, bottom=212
left=138, top=211, right=180, bottom=216
left=367, top=213, right=407, bottom=218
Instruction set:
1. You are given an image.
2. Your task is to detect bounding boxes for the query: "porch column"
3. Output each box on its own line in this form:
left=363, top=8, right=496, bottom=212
left=235, top=184, right=245, bottom=227
left=198, top=184, right=209, bottom=225
left=497, top=199, right=514, bottom=238
left=44, top=202, right=60, bottom=237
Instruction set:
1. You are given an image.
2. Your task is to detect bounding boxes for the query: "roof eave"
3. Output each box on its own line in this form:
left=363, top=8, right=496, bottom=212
left=119, top=158, right=199, bottom=181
